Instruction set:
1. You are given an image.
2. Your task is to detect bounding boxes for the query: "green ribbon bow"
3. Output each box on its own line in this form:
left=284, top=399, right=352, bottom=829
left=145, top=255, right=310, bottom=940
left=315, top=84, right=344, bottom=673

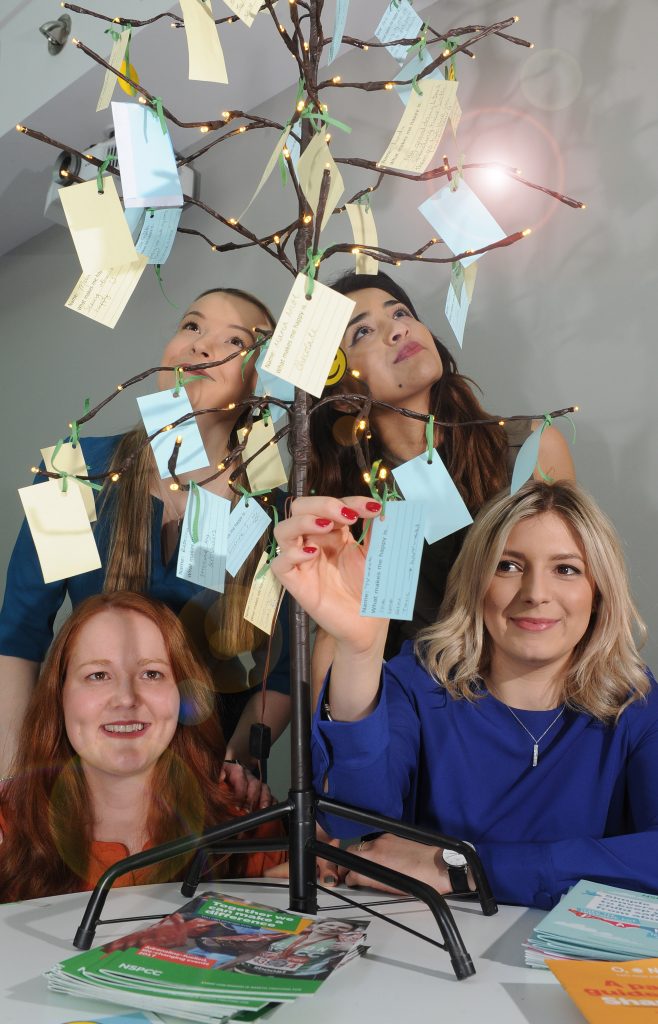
left=188, top=481, right=202, bottom=543
left=96, top=155, right=114, bottom=194
left=407, top=22, right=428, bottom=61
left=150, top=96, right=167, bottom=134
left=303, top=247, right=326, bottom=297
left=236, top=483, right=273, bottom=508
left=425, top=414, right=435, bottom=463
left=50, top=438, right=102, bottom=494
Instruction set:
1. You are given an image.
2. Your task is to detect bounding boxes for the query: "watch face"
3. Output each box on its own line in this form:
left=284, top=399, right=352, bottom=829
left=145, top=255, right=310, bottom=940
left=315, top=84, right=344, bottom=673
left=443, top=849, right=468, bottom=868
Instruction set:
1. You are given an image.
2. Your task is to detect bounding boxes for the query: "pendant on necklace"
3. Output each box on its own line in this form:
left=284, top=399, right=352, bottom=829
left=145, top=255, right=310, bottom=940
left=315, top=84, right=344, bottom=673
left=532, top=743, right=539, bottom=768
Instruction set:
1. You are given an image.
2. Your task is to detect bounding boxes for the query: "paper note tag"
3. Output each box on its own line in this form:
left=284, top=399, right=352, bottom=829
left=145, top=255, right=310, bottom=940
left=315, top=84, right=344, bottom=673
left=177, top=487, right=230, bottom=592
left=392, top=451, right=473, bottom=544
left=261, top=275, right=355, bottom=398
left=286, top=132, right=301, bottom=169
left=244, top=551, right=282, bottom=634
left=136, top=388, right=210, bottom=479
left=361, top=501, right=425, bottom=620
left=450, top=94, right=462, bottom=135
left=41, top=442, right=97, bottom=523
left=239, top=416, right=288, bottom=491
left=112, top=101, right=183, bottom=208
left=444, top=281, right=469, bottom=347
left=222, top=0, right=264, bottom=28
left=395, top=48, right=443, bottom=105
left=254, top=346, right=296, bottom=403
left=240, top=128, right=291, bottom=219
left=329, top=0, right=350, bottom=62
left=59, top=177, right=138, bottom=273
left=510, top=424, right=543, bottom=494
left=19, top=479, right=101, bottom=584
left=346, top=203, right=379, bottom=275
left=179, top=0, right=228, bottom=83
left=418, top=180, right=506, bottom=267
left=133, top=207, right=182, bottom=264
left=296, top=128, right=345, bottom=231
left=378, top=80, right=458, bottom=174
left=96, top=28, right=130, bottom=111
left=65, top=256, right=148, bottom=328
left=374, top=0, right=423, bottom=64
left=226, top=496, right=271, bottom=576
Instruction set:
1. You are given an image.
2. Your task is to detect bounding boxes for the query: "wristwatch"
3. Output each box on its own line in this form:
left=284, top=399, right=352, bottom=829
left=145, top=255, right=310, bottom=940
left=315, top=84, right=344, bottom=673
left=442, top=843, right=475, bottom=893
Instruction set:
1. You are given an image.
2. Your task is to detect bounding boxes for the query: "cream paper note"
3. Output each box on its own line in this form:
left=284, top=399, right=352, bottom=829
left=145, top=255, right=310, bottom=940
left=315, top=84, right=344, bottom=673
left=59, top=177, right=138, bottom=274
left=238, top=416, right=289, bottom=491
left=296, top=128, right=344, bottom=230
left=240, top=128, right=290, bottom=218
left=65, top=255, right=149, bottom=328
left=346, top=203, right=379, bottom=274
left=18, top=479, right=101, bottom=584
left=41, top=442, right=97, bottom=522
left=96, top=29, right=131, bottom=111
left=378, top=79, right=458, bottom=173
left=244, top=551, right=283, bottom=634
left=261, top=274, right=355, bottom=398
left=222, top=0, right=263, bottom=28
left=179, top=0, right=228, bottom=84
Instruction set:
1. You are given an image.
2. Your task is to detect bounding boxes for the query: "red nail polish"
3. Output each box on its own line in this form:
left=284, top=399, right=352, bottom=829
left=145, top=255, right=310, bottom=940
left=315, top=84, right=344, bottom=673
left=340, top=506, right=359, bottom=521
left=315, top=518, right=332, bottom=527
left=365, top=501, right=382, bottom=512
left=303, top=546, right=317, bottom=554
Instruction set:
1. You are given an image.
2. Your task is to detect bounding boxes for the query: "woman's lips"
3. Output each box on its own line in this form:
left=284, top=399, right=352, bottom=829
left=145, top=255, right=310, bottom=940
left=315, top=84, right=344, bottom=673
left=510, top=618, right=559, bottom=631
left=101, top=722, right=150, bottom=737
left=393, top=342, right=423, bottom=363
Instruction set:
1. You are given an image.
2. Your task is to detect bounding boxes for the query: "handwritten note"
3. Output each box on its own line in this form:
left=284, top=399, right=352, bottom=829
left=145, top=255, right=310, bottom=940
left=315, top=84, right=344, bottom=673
left=392, top=451, right=473, bottom=544
left=361, top=501, right=425, bottom=620
left=179, top=0, right=228, bottom=83
left=96, top=28, right=130, bottom=111
left=238, top=415, right=288, bottom=491
left=136, top=388, right=210, bottom=478
left=19, top=479, right=101, bottom=584
left=254, top=346, right=295, bottom=404
left=177, top=487, right=230, bottom=592
left=59, top=177, right=138, bottom=273
left=125, top=207, right=182, bottom=264
left=222, top=0, right=264, bottom=28
left=378, top=80, right=458, bottom=173
left=41, top=441, right=96, bottom=522
left=244, top=551, right=283, bottom=634
left=261, top=275, right=355, bottom=398
left=296, top=128, right=344, bottom=231
left=510, top=423, right=543, bottom=494
left=374, top=0, right=423, bottom=64
left=346, top=203, right=379, bottom=275
left=329, top=0, right=350, bottom=62
left=226, top=496, right=271, bottom=576
left=418, top=180, right=506, bottom=267
left=65, top=255, right=148, bottom=328
left=112, top=101, right=183, bottom=208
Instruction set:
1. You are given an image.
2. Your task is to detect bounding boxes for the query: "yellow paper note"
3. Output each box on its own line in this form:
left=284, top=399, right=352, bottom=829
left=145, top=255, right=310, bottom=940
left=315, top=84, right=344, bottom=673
left=41, top=442, right=97, bottom=523
left=463, top=262, right=477, bottom=303
left=65, top=255, right=149, bottom=329
left=222, top=0, right=263, bottom=28
left=450, top=95, right=462, bottom=135
left=244, top=551, right=283, bottom=634
left=346, top=203, right=379, bottom=275
left=239, top=417, right=289, bottom=491
left=549, top=957, right=658, bottom=1022
left=261, top=274, right=355, bottom=398
left=18, top=479, right=101, bottom=584
left=239, top=128, right=290, bottom=219
left=377, top=80, right=459, bottom=173
left=179, top=0, right=228, bottom=84
left=58, top=177, right=138, bottom=274
left=96, top=28, right=130, bottom=111
left=296, top=128, right=344, bottom=231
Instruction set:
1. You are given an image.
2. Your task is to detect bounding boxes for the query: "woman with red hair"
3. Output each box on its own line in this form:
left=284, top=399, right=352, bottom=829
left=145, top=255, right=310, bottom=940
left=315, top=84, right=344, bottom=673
left=0, top=591, right=285, bottom=902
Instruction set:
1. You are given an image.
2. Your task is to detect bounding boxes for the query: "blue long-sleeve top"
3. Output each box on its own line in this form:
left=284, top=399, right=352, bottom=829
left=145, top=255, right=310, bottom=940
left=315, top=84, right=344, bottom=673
left=312, top=642, right=658, bottom=910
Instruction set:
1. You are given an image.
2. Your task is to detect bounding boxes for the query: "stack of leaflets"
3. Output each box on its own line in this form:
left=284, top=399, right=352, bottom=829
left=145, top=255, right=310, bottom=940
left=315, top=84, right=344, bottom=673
left=46, top=892, right=368, bottom=1022
left=524, top=880, right=658, bottom=969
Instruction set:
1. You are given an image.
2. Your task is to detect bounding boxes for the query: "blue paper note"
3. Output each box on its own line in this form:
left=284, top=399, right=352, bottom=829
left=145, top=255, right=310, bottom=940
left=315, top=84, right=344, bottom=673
left=395, top=49, right=443, bottom=104
left=329, top=0, right=350, bottom=63
left=255, top=346, right=296, bottom=403
left=136, top=388, right=210, bottom=479
left=226, top=495, right=271, bottom=577
left=418, top=180, right=506, bottom=267
left=444, top=281, right=469, bottom=347
left=286, top=131, right=301, bottom=170
left=392, top=450, right=473, bottom=544
left=112, top=100, right=183, bottom=208
left=123, top=207, right=181, bottom=264
left=510, top=423, right=543, bottom=494
left=177, top=486, right=230, bottom=592
left=374, top=0, right=423, bottom=64
left=360, top=501, right=425, bottom=620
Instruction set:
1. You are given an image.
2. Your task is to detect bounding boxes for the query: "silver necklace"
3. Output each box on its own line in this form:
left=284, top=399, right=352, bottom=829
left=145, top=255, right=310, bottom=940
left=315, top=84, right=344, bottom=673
left=504, top=704, right=566, bottom=767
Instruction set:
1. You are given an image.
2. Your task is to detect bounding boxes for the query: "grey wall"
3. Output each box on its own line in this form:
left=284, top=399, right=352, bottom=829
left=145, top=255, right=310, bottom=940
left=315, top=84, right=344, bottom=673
left=1, top=0, right=657, bottom=793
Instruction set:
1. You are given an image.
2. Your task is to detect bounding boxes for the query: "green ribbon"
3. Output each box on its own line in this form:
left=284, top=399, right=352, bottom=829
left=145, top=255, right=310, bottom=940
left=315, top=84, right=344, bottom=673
left=564, top=412, right=577, bottom=443
left=355, top=192, right=372, bottom=213
left=278, top=150, right=288, bottom=187
left=262, top=405, right=271, bottom=427
left=172, top=366, right=205, bottom=397
left=407, top=22, right=428, bottom=60
left=154, top=265, right=179, bottom=309
left=536, top=413, right=555, bottom=483
left=96, top=155, right=113, bottom=193
left=150, top=96, right=167, bottom=134
left=299, top=105, right=351, bottom=135
left=411, top=75, right=423, bottom=96
left=236, top=483, right=273, bottom=508
left=50, top=438, right=102, bottom=494
left=303, top=247, right=326, bottom=298
left=256, top=505, right=280, bottom=578
left=425, top=414, right=434, bottom=463
left=188, top=481, right=202, bottom=544
left=444, top=37, right=458, bottom=81
left=69, top=397, right=90, bottom=447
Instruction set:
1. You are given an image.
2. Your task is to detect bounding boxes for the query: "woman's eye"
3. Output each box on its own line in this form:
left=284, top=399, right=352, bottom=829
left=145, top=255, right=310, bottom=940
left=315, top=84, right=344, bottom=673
left=496, top=560, right=522, bottom=574
left=181, top=319, right=200, bottom=332
left=227, top=335, right=246, bottom=349
left=143, top=669, right=164, bottom=680
left=350, top=325, right=371, bottom=346
left=556, top=564, right=581, bottom=576
left=393, top=306, right=412, bottom=319
left=87, top=671, right=109, bottom=682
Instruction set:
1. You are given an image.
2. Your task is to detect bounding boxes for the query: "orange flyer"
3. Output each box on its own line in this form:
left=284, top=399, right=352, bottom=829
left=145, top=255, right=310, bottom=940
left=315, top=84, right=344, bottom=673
left=548, top=957, right=658, bottom=1021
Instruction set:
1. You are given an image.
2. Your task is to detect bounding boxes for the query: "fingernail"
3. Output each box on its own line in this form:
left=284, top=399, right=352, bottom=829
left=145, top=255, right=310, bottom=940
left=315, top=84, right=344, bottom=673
left=365, top=501, right=382, bottom=512
left=340, top=506, right=359, bottom=521
left=302, top=545, right=317, bottom=554
left=324, top=874, right=338, bottom=886
left=315, top=518, right=332, bottom=527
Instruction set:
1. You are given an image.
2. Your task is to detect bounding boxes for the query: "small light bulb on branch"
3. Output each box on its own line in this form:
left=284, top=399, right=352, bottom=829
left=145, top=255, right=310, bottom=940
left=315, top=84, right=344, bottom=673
left=238, top=125, right=246, bottom=133
left=228, top=402, right=236, bottom=410
left=574, top=405, right=580, bottom=412
left=15, top=124, right=26, bottom=133
left=303, top=41, right=309, bottom=51
left=30, top=467, right=39, bottom=474
left=60, top=169, right=69, bottom=178
left=138, top=96, right=147, bottom=105
left=442, top=48, right=451, bottom=57
left=229, top=217, right=238, bottom=225
left=498, top=420, right=506, bottom=426
left=282, top=147, right=290, bottom=158
left=522, top=228, right=532, bottom=237
left=211, top=244, right=218, bottom=251
left=111, top=473, right=120, bottom=482
left=175, top=435, right=183, bottom=445
left=296, top=100, right=305, bottom=112
left=222, top=111, right=231, bottom=120
left=303, top=213, right=313, bottom=224
left=351, top=369, right=361, bottom=379
left=351, top=247, right=360, bottom=255
left=71, top=37, right=79, bottom=46
left=357, top=419, right=367, bottom=430
left=200, top=125, right=209, bottom=133
left=273, top=234, right=280, bottom=243
left=170, top=482, right=179, bottom=491
left=116, top=384, right=124, bottom=391
left=332, top=76, right=341, bottom=83
left=378, top=467, right=388, bottom=480
left=217, top=462, right=225, bottom=471
left=362, top=471, right=370, bottom=483
left=384, top=82, right=393, bottom=90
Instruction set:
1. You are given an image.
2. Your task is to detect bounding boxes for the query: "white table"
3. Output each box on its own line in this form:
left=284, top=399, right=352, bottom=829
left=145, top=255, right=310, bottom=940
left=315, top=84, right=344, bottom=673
left=0, top=881, right=585, bottom=1024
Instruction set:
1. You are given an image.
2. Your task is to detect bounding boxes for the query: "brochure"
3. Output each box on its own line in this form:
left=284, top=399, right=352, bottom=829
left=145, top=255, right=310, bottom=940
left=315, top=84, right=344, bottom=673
left=548, top=956, right=658, bottom=1022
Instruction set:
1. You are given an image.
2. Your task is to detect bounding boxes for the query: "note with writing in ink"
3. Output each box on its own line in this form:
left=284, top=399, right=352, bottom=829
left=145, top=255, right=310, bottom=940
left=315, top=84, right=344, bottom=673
left=346, top=203, right=379, bottom=275
left=418, top=180, right=506, bottom=267
left=96, top=28, right=131, bottom=111
left=136, top=388, right=209, bottom=478
left=41, top=441, right=96, bottom=522
left=19, top=479, right=101, bottom=584
left=179, top=0, right=228, bottom=83
left=374, top=0, right=423, bottom=64
left=360, top=501, right=425, bottom=620
left=255, top=346, right=296, bottom=404
left=244, top=551, right=283, bottom=634
left=177, top=487, right=230, bottom=592
left=226, top=496, right=271, bottom=576
left=392, top=451, right=473, bottom=544
left=59, top=177, right=138, bottom=274
left=65, top=256, right=148, bottom=328
left=395, top=49, right=443, bottom=105
left=510, top=423, right=543, bottom=494
left=238, top=415, right=288, bottom=491
left=378, top=80, right=458, bottom=174
left=261, top=275, right=355, bottom=398
left=223, top=0, right=264, bottom=29
left=112, top=101, right=183, bottom=208
left=329, top=0, right=350, bottom=62
left=125, top=207, right=182, bottom=264
left=296, top=128, right=344, bottom=231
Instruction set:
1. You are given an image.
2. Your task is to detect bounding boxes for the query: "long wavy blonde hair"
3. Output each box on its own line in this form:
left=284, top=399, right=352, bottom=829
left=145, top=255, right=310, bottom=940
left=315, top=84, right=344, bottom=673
left=416, top=481, right=648, bottom=721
